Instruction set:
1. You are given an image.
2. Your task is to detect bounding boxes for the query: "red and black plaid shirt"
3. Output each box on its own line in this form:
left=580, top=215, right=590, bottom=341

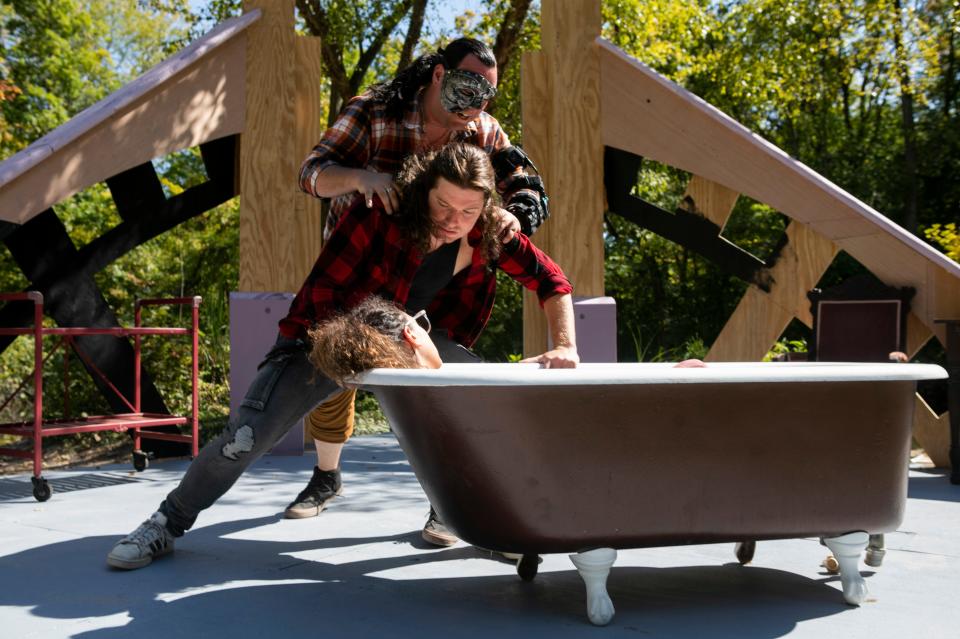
left=298, top=90, right=519, bottom=241
left=279, top=199, right=572, bottom=347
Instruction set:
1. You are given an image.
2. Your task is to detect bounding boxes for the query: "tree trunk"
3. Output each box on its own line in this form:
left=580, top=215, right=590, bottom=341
left=487, top=0, right=533, bottom=118
left=493, top=0, right=533, bottom=73
left=944, top=2, right=957, bottom=119
left=892, top=0, right=919, bottom=234
left=397, top=0, right=428, bottom=73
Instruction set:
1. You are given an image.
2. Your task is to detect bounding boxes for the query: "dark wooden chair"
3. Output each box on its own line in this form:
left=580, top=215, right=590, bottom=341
left=808, top=274, right=915, bottom=363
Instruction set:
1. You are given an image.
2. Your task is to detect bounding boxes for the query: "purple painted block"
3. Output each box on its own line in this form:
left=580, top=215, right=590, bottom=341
left=229, top=292, right=304, bottom=456
left=549, top=296, right=617, bottom=363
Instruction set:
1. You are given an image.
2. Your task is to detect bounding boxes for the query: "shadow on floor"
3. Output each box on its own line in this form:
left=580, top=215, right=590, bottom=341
left=907, top=470, right=960, bottom=503
left=0, top=515, right=858, bottom=639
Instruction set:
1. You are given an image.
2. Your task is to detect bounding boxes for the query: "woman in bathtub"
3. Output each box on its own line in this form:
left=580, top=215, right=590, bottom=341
left=309, top=297, right=705, bottom=386
left=107, top=142, right=577, bottom=570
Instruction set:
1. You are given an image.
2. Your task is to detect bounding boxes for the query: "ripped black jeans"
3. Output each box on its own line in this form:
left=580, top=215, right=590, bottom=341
left=160, top=336, right=340, bottom=535
left=159, top=333, right=480, bottom=536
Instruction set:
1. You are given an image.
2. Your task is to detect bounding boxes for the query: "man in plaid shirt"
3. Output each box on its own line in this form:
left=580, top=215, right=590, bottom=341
left=106, top=143, right=576, bottom=571
left=278, top=196, right=571, bottom=349
left=289, top=38, right=552, bottom=546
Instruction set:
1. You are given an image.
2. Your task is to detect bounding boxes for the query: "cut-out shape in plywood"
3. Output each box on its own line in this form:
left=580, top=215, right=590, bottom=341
left=0, top=11, right=258, bottom=225
left=604, top=147, right=772, bottom=292
left=707, top=221, right=838, bottom=362
left=598, top=37, right=960, bottom=346
left=680, top=175, right=739, bottom=232
left=914, top=394, right=951, bottom=468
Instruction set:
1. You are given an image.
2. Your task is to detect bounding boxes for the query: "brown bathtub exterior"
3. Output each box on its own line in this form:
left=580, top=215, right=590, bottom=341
left=371, top=377, right=916, bottom=555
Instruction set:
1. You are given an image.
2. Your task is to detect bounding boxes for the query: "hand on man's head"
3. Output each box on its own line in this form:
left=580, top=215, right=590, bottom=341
left=356, top=169, right=399, bottom=214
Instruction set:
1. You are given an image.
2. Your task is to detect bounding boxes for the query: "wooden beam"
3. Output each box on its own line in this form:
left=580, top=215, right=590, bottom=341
left=913, top=394, right=951, bottom=468
left=521, top=50, right=551, bottom=357
left=239, top=0, right=298, bottom=292
left=707, top=221, right=838, bottom=361
left=905, top=311, right=934, bottom=358
left=927, top=263, right=960, bottom=346
left=706, top=287, right=795, bottom=362
left=539, top=0, right=604, bottom=292
left=292, top=35, right=324, bottom=286
left=0, top=33, right=247, bottom=225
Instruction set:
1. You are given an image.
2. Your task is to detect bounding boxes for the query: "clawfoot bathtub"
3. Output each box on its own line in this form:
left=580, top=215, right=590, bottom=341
left=358, top=362, right=946, bottom=625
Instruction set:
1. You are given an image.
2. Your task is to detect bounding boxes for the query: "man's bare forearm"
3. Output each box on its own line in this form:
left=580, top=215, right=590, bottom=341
left=308, top=165, right=363, bottom=198
left=544, top=293, right=576, bottom=350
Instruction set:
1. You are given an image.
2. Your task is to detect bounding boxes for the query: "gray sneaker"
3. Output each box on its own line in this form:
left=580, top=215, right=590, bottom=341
left=421, top=507, right=459, bottom=546
left=107, top=511, right=175, bottom=570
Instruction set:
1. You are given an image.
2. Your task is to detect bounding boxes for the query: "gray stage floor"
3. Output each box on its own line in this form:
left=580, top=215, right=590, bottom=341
left=1, top=434, right=957, bottom=638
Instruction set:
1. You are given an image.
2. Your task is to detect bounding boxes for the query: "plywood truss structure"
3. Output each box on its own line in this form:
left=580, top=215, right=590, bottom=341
left=597, top=40, right=960, bottom=354
left=0, top=1, right=324, bottom=293
left=523, top=3, right=957, bottom=463
left=0, top=11, right=256, bottom=226
left=524, top=32, right=958, bottom=461
left=0, top=2, right=326, bottom=449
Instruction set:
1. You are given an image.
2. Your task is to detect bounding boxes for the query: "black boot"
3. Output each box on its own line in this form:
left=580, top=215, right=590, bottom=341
left=284, top=466, right=343, bottom=519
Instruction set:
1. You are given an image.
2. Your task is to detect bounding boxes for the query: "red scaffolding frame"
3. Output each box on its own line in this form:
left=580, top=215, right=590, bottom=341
left=0, top=291, right=201, bottom=501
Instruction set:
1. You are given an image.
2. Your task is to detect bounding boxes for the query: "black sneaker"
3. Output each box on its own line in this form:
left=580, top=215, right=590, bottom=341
left=421, top=506, right=459, bottom=546
left=283, top=466, right=343, bottom=519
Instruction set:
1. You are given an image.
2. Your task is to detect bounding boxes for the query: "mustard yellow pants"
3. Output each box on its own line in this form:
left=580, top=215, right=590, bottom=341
left=307, top=334, right=480, bottom=444
left=307, top=388, right=356, bottom=444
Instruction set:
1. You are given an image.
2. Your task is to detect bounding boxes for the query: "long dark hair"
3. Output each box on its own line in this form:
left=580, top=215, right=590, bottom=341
left=367, top=38, right=496, bottom=121
left=394, top=143, right=501, bottom=264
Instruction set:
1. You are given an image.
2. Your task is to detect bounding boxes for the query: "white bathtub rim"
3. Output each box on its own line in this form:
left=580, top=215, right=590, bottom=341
left=354, top=361, right=948, bottom=387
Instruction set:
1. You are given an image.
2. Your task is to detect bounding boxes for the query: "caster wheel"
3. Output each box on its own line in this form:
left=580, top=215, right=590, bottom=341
left=517, top=554, right=539, bottom=582
left=133, top=450, right=150, bottom=472
left=865, top=533, right=885, bottom=568
left=865, top=547, right=886, bottom=568
left=31, top=476, right=51, bottom=502
left=735, top=541, right=756, bottom=565
left=822, top=554, right=840, bottom=574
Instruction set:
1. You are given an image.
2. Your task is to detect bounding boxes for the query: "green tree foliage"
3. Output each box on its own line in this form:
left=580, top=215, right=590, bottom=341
left=0, top=0, right=189, bottom=155
left=600, top=0, right=958, bottom=359
left=3, top=0, right=959, bottom=444
left=0, top=1, right=232, bottom=444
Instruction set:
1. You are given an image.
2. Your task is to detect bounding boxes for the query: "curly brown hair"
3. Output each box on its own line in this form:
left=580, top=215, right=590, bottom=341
left=309, top=297, right=419, bottom=386
left=394, top=143, right=501, bottom=264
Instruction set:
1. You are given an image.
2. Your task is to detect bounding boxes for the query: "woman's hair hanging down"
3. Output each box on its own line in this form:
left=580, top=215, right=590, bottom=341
left=366, top=37, right=496, bottom=121
left=394, top=142, right=502, bottom=264
left=309, top=297, right=419, bottom=386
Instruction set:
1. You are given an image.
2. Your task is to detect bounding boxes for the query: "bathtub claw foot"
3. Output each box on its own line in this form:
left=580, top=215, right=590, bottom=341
left=735, top=541, right=756, bottom=565
left=824, top=531, right=869, bottom=605
left=570, top=548, right=617, bottom=626
left=517, top=554, right=539, bottom=581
